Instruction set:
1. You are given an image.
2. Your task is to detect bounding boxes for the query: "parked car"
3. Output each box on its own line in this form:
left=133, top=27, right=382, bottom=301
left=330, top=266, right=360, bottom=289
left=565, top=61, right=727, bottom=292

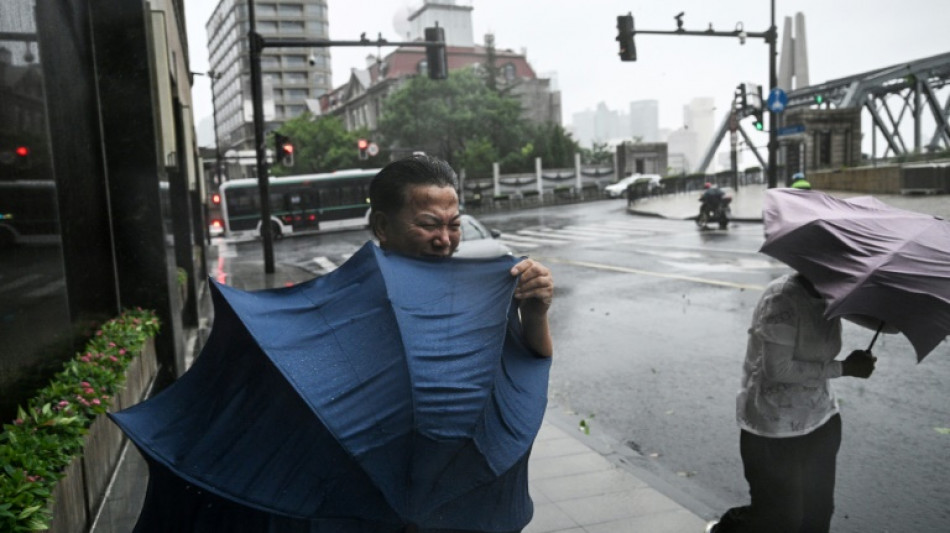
left=454, top=214, right=513, bottom=258
left=605, top=174, right=662, bottom=198
left=605, top=175, right=641, bottom=198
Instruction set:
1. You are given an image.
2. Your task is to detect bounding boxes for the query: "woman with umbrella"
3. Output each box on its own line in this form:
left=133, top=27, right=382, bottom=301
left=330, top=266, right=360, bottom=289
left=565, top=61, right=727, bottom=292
left=707, top=271, right=876, bottom=533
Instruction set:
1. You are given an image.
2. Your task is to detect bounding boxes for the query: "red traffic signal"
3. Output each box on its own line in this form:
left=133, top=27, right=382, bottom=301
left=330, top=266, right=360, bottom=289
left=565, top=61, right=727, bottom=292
left=15, top=146, right=29, bottom=157
left=274, top=133, right=294, bottom=167
left=211, top=193, right=221, bottom=205
left=358, top=139, right=369, bottom=160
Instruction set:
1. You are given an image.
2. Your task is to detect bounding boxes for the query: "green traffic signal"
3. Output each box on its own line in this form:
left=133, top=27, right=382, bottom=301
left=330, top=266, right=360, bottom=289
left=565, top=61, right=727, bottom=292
left=754, top=121, right=764, bottom=131
left=815, top=94, right=824, bottom=104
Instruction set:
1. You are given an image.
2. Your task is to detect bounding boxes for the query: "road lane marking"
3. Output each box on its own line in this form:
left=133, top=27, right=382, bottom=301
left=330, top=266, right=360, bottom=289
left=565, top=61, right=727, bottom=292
left=536, top=256, right=767, bottom=291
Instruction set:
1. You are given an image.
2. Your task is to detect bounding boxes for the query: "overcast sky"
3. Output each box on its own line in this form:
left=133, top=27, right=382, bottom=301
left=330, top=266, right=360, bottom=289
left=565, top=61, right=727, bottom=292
left=185, top=0, right=950, bottom=147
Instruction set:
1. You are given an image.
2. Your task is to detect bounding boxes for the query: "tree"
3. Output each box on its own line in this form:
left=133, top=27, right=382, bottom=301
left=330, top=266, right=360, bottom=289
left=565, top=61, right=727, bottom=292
left=580, top=142, right=613, bottom=166
left=268, top=114, right=377, bottom=176
left=378, top=69, right=524, bottom=172
left=379, top=69, right=578, bottom=177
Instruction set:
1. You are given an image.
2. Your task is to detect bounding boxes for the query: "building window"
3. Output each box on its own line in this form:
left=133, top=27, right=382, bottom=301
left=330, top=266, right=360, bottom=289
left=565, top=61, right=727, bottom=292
left=308, top=4, right=327, bottom=18
left=279, top=21, right=304, bottom=33
left=284, top=72, right=307, bottom=84
left=257, top=20, right=277, bottom=33
left=257, top=3, right=277, bottom=16
left=503, top=63, right=516, bottom=82
left=278, top=4, right=304, bottom=17
left=286, top=104, right=307, bottom=117
left=284, top=55, right=307, bottom=67
left=285, top=88, right=308, bottom=101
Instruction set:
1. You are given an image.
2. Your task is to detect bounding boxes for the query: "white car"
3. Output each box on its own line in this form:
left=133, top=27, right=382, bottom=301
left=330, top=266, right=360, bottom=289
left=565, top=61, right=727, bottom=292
left=605, top=175, right=641, bottom=198
left=454, top=214, right=514, bottom=259
left=605, top=174, right=662, bottom=198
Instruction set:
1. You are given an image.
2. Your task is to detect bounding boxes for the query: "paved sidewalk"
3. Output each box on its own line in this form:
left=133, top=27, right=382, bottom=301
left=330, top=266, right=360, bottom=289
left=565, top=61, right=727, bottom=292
left=526, top=410, right=710, bottom=532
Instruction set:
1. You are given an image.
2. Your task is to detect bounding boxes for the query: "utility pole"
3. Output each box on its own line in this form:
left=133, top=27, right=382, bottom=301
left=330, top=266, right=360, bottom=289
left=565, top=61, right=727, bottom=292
left=245, top=1, right=447, bottom=274
left=767, top=0, right=778, bottom=188
left=616, top=4, right=779, bottom=188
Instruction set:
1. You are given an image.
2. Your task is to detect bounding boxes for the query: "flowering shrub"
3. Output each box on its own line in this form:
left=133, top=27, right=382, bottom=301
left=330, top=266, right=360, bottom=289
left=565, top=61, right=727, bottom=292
left=0, top=308, right=160, bottom=532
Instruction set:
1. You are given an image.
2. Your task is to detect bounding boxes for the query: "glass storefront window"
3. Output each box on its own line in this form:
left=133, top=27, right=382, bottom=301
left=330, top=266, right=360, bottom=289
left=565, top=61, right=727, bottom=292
left=0, top=0, right=72, bottom=421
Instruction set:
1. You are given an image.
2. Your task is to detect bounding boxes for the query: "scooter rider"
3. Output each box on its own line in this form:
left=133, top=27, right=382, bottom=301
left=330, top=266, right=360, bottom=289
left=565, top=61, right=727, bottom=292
left=699, top=182, right=725, bottom=217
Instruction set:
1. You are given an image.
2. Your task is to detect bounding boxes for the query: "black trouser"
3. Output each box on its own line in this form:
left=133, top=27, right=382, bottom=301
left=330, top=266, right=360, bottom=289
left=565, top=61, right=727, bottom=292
left=715, top=414, right=842, bottom=533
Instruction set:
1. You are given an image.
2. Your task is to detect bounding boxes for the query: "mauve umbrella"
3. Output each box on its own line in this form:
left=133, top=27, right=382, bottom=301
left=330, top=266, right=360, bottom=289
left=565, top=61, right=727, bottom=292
left=760, top=188, right=950, bottom=361
left=111, top=242, right=551, bottom=532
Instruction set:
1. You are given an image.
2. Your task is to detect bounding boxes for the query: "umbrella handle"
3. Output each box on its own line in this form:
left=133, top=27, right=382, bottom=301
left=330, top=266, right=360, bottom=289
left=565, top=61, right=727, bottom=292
left=866, top=321, right=885, bottom=352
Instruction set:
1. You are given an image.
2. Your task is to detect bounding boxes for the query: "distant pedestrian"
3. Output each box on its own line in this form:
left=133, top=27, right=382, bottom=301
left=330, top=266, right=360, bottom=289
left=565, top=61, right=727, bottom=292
left=707, top=272, right=876, bottom=533
left=790, top=172, right=812, bottom=189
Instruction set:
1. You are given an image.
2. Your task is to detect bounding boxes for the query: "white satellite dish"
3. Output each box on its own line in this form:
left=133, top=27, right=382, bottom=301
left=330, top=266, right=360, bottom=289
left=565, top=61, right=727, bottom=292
left=392, top=2, right=417, bottom=40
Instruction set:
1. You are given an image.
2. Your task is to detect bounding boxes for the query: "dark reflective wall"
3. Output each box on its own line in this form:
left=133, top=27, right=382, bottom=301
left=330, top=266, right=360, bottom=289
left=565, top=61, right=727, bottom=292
left=0, top=0, right=73, bottom=420
left=1, top=0, right=196, bottom=420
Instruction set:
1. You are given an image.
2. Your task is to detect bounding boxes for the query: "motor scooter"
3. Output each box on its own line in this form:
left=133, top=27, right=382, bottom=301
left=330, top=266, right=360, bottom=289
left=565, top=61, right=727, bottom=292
left=696, top=194, right=732, bottom=230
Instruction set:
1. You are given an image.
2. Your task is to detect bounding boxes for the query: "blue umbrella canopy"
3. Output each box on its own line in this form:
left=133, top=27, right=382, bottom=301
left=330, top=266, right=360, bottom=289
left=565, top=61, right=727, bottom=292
left=111, top=242, right=551, bottom=532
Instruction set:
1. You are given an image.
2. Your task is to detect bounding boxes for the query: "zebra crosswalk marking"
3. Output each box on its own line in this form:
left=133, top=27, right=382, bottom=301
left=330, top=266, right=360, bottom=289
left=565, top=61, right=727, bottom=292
left=313, top=256, right=339, bottom=272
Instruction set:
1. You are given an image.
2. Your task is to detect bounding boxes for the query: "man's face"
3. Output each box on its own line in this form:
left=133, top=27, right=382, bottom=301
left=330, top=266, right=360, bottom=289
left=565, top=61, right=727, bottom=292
left=375, top=185, right=461, bottom=257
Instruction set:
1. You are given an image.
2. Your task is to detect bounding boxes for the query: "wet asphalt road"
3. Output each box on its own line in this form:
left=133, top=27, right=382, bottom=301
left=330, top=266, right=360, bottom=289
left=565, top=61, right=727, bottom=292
left=212, top=199, right=950, bottom=532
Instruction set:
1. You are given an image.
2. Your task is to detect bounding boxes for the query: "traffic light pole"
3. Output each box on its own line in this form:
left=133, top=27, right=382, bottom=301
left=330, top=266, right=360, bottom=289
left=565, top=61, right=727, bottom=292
left=619, top=0, right=779, bottom=188
left=247, top=1, right=273, bottom=273
left=247, top=0, right=445, bottom=274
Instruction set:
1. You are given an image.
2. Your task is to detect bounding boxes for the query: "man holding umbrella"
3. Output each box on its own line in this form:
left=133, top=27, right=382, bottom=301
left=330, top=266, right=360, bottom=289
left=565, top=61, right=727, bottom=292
left=369, top=154, right=554, bottom=358
left=708, top=271, right=876, bottom=533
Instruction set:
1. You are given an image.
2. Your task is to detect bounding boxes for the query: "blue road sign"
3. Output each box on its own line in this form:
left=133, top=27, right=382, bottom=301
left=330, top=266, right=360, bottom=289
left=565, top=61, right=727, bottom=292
left=777, top=124, right=806, bottom=136
left=767, top=88, right=788, bottom=113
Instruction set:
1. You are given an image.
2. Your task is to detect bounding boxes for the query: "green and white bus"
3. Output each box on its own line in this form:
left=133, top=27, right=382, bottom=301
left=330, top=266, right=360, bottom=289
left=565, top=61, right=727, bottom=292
left=217, top=168, right=380, bottom=239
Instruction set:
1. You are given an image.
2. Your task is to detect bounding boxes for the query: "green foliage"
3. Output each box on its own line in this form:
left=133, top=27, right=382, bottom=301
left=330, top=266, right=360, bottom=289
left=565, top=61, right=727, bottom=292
left=580, top=142, right=613, bottom=166
left=269, top=114, right=378, bottom=175
left=379, top=69, right=577, bottom=178
left=0, top=309, right=160, bottom=532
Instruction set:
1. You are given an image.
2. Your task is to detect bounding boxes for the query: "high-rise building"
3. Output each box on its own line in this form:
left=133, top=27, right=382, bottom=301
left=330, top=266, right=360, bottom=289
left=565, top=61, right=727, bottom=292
left=682, top=97, right=715, bottom=172
left=206, top=0, right=332, bottom=158
left=629, top=100, right=658, bottom=143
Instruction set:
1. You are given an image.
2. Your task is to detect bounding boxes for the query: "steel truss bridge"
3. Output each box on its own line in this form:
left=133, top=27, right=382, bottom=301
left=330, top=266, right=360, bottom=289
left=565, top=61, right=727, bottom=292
left=701, top=51, right=950, bottom=173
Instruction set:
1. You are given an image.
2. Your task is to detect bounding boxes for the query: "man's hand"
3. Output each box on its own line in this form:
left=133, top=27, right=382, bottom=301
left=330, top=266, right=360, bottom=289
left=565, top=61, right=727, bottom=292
left=510, top=259, right=553, bottom=311
left=842, top=350, right=876, bottom=379
left=510, top=259, right=554, bottom=357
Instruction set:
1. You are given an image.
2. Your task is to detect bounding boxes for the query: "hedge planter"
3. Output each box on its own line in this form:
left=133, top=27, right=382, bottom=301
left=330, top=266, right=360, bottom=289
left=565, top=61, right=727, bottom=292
left=0, top=309, right=160, bottom=533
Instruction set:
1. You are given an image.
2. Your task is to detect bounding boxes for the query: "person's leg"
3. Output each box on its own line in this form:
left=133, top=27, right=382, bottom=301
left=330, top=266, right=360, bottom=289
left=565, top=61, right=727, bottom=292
left=743, top=430, right=803, bottom=532
left=798, top=414, right=842, bottom=533
left=713, top=430, right=801, bottom=533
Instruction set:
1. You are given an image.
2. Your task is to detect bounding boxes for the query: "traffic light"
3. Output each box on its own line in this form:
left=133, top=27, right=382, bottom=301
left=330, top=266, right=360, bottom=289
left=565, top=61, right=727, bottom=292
left=424, top=26, right=448, bottom=80
left=616, top=14, right=636, bottom=62
left=814, top=94, right=824, bottom=105
left=274, top=133, right=294, bottom=167
left=752, top=85, right=765, bottom=131
left=736, top=84, right=748, bottom=112
left=358, top=138, right=369, bottom=160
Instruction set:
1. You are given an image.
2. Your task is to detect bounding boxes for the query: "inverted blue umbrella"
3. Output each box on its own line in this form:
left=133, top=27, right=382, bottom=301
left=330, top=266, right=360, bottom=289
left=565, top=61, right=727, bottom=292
left=111, top=242, right=551, bottom=532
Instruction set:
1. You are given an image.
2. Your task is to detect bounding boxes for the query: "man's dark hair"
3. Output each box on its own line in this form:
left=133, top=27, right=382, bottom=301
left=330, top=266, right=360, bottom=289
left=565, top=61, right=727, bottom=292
left=369, top=154, right=458, bottom=216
